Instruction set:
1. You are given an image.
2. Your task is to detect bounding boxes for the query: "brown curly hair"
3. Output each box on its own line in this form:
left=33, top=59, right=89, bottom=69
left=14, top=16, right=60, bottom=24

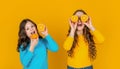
left=17, top=19, right=42, bottom=52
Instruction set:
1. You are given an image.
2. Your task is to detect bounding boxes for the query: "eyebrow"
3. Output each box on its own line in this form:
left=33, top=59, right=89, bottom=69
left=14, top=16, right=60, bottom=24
left=25, top=24, right=35, bottom=29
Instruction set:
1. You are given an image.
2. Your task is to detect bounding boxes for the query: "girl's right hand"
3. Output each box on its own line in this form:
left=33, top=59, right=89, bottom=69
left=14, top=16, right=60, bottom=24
left=69, top=19, right=77, bottom=37
left=29, top=38, right=39, bottom=52
left=69, top=19, right=77, bottom=31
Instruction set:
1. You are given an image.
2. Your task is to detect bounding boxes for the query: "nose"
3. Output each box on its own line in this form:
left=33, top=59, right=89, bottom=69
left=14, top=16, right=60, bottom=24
left=30, top=27, right=33, bottom=31
left=78, top=20, right=82, bottom=24
left=78, top=20, right=81, bottom=22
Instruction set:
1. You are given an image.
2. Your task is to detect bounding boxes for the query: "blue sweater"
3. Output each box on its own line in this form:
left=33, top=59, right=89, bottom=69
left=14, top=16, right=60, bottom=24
left=19, top=34, right=59, bottom=69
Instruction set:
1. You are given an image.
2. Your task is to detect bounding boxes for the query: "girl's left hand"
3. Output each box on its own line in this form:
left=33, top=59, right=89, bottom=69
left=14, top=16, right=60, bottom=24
left=40, top=26, right=48, bottom=37
left=84, top=16, right=95, bottom=31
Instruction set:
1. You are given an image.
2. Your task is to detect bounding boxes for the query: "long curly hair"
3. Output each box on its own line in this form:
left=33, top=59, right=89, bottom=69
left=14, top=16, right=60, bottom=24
left=17, top=19, right=42, bottom=52
left=67, top=10, right=96, bottom=60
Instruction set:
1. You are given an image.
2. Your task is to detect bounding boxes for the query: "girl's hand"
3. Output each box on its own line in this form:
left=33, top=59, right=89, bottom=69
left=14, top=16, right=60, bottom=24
left=69, top=19, right=77, bottom=37
left=84, top=17, right=95, bottom=31
left=69, top=19, right=77, bottom=32
left=40, top=26, right=48, bottom=37
left=29, top=38, right=39, bottom=52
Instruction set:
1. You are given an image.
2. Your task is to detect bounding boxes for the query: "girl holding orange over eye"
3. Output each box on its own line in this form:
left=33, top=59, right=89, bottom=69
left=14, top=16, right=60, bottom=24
left=63, top=9, right=104, bottom=69
left=17, top=19, right=59, bottom=69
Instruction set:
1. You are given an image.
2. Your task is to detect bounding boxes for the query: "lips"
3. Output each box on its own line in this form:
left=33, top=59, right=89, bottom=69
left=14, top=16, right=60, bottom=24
left=31, top=31, right=35, bottom=34
left=30, top=31, right=38, bottom=39
left=77, top=23, right=82, bottom=26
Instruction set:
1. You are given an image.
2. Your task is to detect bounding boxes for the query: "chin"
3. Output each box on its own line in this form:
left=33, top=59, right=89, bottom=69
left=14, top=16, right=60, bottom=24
left=77, top=27, right=84, bottom=31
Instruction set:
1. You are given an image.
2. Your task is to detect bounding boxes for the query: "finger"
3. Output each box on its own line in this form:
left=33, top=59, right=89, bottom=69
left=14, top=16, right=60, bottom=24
left=74, top=22, right=77, bottom=27
left=41, top=31, right=45, bottom=34
left=84, top=22, right=89, bottom=27
left=89, top=16, right=91, bottom=21
left=68, top=19, right=72, bottom=27
left=84, top=22, right=87, bottom=26
left=88, top=16, right=92, bottom=24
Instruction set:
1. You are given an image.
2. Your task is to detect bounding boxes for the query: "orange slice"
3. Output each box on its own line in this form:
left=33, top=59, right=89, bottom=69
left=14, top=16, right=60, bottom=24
left=81, top=14, right=88, bottom=22
left=71, top=15, right=78, bottom=23
left=30, top=34, right=38, bottom=39
left=37, top=24, right=45, bottom=32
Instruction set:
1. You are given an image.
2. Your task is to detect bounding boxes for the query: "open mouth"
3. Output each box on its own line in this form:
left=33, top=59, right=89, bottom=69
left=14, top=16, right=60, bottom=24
left=31, top=31, right=36, bottom=34
left=77, top=23, right=83, bottom=26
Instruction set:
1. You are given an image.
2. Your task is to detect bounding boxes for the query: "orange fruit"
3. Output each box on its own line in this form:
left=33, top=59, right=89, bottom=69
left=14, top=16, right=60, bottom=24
left=37, top=24, right=45, bottom=32
left=81, top=14, right=88, bottom=22
left=30, top=34, right=38, bottom=39
left=71, top=15, right=78, bottom=23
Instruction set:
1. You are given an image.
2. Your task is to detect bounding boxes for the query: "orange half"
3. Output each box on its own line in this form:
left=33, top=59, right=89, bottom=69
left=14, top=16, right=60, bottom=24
left=37, top=24, right=45, bottom=32
left=30, top=34, right=38, bottom=39
left=81, top=15, right=88, bottom=22
left=71, top=15, right=78, bottom=23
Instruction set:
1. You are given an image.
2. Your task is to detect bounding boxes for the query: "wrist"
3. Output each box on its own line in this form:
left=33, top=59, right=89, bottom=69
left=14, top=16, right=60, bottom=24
left=90, top=26, right=95, bottom=31
left=45, top=33, right=48, bottom=37
left=69, top=30, right=75, bottom=37
left=29, top=46, right=34, bottom=52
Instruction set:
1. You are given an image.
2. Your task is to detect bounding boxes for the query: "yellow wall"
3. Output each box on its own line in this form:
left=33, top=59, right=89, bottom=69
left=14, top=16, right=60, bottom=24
left=0, top=0, right=120, bottom=69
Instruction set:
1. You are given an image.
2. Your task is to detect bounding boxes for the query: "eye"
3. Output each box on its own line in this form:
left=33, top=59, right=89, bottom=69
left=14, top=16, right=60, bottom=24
left=31, top=25, right=34, bottom=28
left=26, top=28, right=29, bottom=30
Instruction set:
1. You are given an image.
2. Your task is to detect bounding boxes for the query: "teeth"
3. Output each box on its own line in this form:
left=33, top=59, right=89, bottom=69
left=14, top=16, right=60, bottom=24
left=31, top=31, right=35, bottom=34
left=77, top=24, right=82, bottom=26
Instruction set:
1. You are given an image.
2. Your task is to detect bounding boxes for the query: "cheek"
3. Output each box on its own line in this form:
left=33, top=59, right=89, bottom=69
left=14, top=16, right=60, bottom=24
left=25, top=30, right=31, bottom=37
left=33, top=27, right=37, bottom=33
left=77, top=25, right=85, bottom=30
left=34, top=27, right=37, bottom=31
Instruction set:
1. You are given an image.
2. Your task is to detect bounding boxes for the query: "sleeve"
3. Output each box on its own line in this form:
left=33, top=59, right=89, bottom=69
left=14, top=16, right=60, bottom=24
left=90, top=30, right=105, bottom=44
left=43, top=34, right=59, bottom=52
left=63, top=36, right=74, bottom=51
left=19, top=45, right=34, bottom=67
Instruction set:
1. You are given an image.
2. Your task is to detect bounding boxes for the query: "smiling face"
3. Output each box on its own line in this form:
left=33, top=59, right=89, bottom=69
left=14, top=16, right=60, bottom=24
left=74, top=11, right=85, bottom=31
left=24, top=21, right=38, bottom=39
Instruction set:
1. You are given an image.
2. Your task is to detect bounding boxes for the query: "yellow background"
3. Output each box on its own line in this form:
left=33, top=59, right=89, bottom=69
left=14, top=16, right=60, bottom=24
left=0, top=0, right=120, bottom=69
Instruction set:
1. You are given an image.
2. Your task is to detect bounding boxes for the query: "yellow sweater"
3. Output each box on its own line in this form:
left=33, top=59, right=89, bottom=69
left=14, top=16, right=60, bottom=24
left=63, top=30, right=104, bottom=68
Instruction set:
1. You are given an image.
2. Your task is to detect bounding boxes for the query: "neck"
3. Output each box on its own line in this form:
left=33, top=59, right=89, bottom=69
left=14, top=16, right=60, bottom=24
left=77, top=30, right=83, bottom=36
